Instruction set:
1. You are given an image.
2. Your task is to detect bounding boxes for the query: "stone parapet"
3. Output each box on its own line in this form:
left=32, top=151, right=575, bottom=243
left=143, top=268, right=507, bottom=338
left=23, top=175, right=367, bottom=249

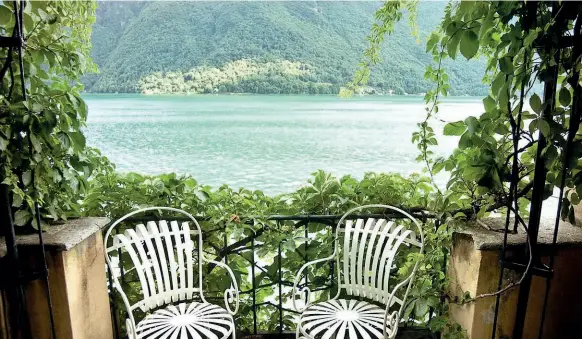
left=0, top=217, right=112, bottom=339
left=449, top=217, right=582, bottom=339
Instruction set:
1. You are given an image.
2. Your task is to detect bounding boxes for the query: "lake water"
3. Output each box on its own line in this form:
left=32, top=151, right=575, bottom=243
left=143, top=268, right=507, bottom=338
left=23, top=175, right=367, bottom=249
left=84, top=94, right=481, bottom=194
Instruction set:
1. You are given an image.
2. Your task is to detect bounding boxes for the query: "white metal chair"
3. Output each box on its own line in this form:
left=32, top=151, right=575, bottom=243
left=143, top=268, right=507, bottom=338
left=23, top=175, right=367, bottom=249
left=104, top=207, right=239, bottom=339
left=292, top=205, right=424, bottom=339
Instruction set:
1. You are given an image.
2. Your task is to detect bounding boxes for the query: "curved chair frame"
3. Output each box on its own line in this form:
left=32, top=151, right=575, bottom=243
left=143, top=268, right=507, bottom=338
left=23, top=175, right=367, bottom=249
left=104, top=207, right=239, bottom=339
left=292, top=204, right=424, bottom=339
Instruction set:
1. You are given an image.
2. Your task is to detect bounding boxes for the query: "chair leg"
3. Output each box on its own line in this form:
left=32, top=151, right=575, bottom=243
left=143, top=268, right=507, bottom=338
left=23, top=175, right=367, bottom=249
left=296, top=323, right=311, bottom=339
left=231, top=317, right=236, bottom=339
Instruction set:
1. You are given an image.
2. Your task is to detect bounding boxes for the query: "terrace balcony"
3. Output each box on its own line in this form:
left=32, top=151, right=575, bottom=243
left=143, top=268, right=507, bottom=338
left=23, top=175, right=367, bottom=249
left=2, top=212, right=582, bottom=339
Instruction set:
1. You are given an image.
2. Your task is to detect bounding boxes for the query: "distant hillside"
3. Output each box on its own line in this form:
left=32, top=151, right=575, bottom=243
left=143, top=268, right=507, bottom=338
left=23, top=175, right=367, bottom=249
left=84, top=1, right=488, bottom=95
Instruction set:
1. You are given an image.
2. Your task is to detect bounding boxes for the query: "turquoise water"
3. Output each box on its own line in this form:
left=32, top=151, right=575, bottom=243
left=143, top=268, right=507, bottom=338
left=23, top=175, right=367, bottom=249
left=83, top=94, right=481, bottom=194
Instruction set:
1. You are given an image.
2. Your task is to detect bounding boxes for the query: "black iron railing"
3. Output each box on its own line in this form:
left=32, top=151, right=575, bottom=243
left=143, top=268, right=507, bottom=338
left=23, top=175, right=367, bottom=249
left=105, top=212, right=437, bottom=338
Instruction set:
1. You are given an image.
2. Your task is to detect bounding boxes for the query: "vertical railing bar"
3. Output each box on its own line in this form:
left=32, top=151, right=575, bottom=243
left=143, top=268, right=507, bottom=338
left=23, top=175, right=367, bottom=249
left=491, top=185, right=515, bottom=338
left=278, top=220, right=283, bottom=334
left=114, top=228, right=124, bottom=338
left=107, top=264, right=120, bottom=339
left=428, top=219, right=437, bottom=323
left=304, top=220, right=308, bottom=290
left=329, top=218, right=335, bottom=294
left=251, top=237, right=257, bottom=334
left=537, top=16, right=582, bottom=339
left=223, top=225, right=228, bottom=266
left=437, top=219, right=446, bottom=339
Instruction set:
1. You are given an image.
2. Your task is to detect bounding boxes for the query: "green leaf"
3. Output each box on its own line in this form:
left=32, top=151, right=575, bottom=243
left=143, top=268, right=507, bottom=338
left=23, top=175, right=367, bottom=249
left=30, top=134, right=42, bottom=153
left=495, top=123, right=510, bottom=135
left=45, top=14, right=58, bottom=25
left=479, top=9, right=494, bottom=41
left=498, top=83, right=509, bottom=111
left=0, top=136, right=8, bottom=151
left=57, top=132, right=70, bottom=149
left=23, top=12, right=33, bottom=33
left=432, top=160, right=445, bottom=174
left=447, top=33, right=461, bottom=60
left=491, top=73, right=505, bottom=98
left=559, top=87, right=571, bottom=107
left=529, top=119, right=538, bottom=135
left=414, top=299, right=429, bottom=318
left=539, top=119, right=550, bottom=137
left=69, top=132, right=86, bottom=149
left=22, top=171, right=32, bottom=186
left=0, top=5, right=13, bottom=24
left=443, top=121, right=466, bottom=136
left=524, top=28, right=541, bottom=47
left=12, top=194, right=23, bottom=208
left=499, top=57, right=514, bottom=74
left=530, top=94, right=543, bottom=114
left=426, top=32, right=440, bottom=53
left=460, top=30, right=479, bottom=59
left=153, top=179, right=165, bottom=193
left=483, top=96, right=496, bottom=111
left=459, top=132, right=472, bottom=149
left=14, top=209, right=32, bottom=226
left=571, top=192, right=580, bottom=205
left=464, top=116, right=479, bottom=136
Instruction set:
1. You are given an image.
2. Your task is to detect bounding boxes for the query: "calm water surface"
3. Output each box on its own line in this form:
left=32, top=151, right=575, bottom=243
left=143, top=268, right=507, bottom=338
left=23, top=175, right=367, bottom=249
left=84, top=94, right=481, bottom=194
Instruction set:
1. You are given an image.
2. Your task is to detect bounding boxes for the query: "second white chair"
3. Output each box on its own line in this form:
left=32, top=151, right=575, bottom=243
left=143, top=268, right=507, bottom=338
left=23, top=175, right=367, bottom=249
left=292, top=204, right=424, bottom=339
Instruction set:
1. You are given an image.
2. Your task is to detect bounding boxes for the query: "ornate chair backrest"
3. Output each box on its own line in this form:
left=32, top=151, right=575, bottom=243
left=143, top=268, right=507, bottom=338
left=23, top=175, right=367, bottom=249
left=104, top=207, right=204, bottom=313
left=334, top=205, right=424, bottom=310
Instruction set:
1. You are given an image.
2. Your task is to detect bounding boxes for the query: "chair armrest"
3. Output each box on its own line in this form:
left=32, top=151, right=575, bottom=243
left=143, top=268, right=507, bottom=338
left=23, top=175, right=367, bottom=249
left=292, top=256, right=335, bottom=312
left=204, top=258, right=240, bottom=315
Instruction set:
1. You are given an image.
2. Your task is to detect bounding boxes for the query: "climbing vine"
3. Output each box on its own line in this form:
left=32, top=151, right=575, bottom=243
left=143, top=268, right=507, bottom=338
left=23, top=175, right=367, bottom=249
left=421, top=1, right=581, bottom=223
left=0, top=1, right=102, bottom=229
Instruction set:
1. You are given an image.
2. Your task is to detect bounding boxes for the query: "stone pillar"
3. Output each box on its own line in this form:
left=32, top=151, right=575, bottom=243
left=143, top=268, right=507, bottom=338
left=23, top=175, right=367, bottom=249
left=448, top=217, right=582, bottom=339
left=1, top=218, right=112, bottom=339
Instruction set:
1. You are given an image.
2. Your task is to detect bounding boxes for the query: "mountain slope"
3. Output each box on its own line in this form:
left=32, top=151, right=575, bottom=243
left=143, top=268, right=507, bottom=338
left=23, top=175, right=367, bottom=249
left=85, top=1, right=487, bottom=95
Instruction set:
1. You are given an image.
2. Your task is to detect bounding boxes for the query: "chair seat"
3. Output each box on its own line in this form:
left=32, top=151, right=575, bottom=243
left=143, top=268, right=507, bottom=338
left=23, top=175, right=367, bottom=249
left=299, top=299, right=389, bottom=339
left=135, top=302, right=234, bottom=339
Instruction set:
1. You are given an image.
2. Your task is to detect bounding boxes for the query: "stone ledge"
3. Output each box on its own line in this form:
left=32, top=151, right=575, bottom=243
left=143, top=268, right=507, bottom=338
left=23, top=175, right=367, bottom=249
left=0, top=217, right=110, bottom=254
left=457, top=216, right=582, bottom=250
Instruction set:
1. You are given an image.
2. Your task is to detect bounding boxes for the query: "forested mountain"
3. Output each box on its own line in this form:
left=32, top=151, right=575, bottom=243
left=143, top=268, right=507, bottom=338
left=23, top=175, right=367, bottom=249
left=84, top=1, right=488, bottom=95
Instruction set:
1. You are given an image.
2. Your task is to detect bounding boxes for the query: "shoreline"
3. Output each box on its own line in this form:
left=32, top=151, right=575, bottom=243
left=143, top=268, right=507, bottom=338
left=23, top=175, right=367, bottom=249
left=82, top=92, right=476, bottom=97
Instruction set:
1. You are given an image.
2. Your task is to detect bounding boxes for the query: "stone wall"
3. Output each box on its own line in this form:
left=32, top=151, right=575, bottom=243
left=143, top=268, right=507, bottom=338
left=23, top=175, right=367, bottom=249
left=448, top=217, right=582, bottom=339
left=0, top=218, right=112, bottom=339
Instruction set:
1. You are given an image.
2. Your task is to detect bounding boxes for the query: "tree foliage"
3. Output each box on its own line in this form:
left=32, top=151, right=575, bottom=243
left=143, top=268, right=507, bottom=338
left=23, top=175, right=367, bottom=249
left=138, top=59, right=337, bottom=95
left=85, top=1, right=488, bottom=96
left=0, top=0, right=102, bottom=228
left=419, top=1, right=582, bottom=226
